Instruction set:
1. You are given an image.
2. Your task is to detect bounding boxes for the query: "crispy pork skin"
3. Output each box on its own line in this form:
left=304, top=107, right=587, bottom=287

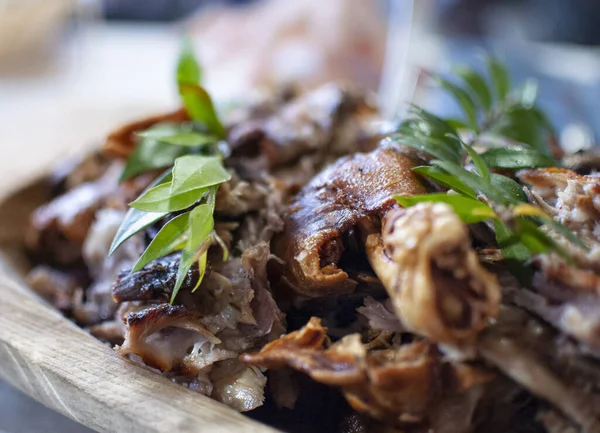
left=242, top=317, right=511, bottom=431
left=366, top=203, right=501, bottom=348
left=277, top=146, right=426, bottom=296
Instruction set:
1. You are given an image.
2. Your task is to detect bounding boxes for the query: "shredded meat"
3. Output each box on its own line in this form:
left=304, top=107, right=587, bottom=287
left=118, top=303, right=233, bottom=372
left=242, top=317, right=520, bottom=432
left=515, top=168, right=600, bottom=360
left=210, top=359, right=267, bottom=412
left=26, top=266, right=82, bottom=312
left=25, top=164, right=121, bottom=265
left=477, top=306, right=600, bottom=433
left=228, top=83, right=377, bottom=168
left=356, top=297, right=403, bottom=333
left=518, top=168, right=600, bottom=248
left=276, top=146, right=426, bottom=297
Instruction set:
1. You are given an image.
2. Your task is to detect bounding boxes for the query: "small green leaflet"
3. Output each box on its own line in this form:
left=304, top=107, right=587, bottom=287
left=172, top=249, right=195, bottom=304
left=129, top=156, right=230, bottom=212
left=513, top=204, right=589, bottom=251
left=480, top=147, right=557, bottom=170
left=490, top=173, right=527, bottom=203
left=395, top=193, right=496, bottom=224
left=137, top=127, right=216, bottom=147
left=171, top=203, right=215, bottom=303
left=493, top=220, right=532, bottom=284
left=408, top=106, right=461, bottom=148
left=129, top=182, right=208, bottom=213
left=485, top=55, right=511, bottom=101
left=179, top=83, right=226, bottom=139
left=131, top=213, right=189, bottom=272
left=431, top=160, right=508, bottom=205
left=462, top=142, right=490, bottom=181
left=177, top=37, right=202, bottom=85
left=453, top=66, right=492, bottom=111
left=187, top=203, right=215, bottom=248
left=170, top=155, right=231, bottom=194
left=412, top=166, right=477, bottom=199
left=120, top=136, right=187, bottom=182
left=514, top=218, right=569, bottom=260
left=519, top=79, right=539, bottom=108
left=175, top=38, right=226, bottom=139
left=109, top=171, right=172, bottom=255
left=397, top=134, right=461, bottom=164
left=489, top=106, right=551, bottom=155
left=430, top=74, right=478, bottom=128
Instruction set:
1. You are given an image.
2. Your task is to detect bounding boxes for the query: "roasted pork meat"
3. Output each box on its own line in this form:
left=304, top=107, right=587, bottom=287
left=276, top=145, right=426, bottom=296
left=23, top=82, right=600, bottom=433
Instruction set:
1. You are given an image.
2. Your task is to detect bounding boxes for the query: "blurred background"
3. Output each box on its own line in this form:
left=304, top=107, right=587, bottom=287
left=0, top=0, right=598, bottom=431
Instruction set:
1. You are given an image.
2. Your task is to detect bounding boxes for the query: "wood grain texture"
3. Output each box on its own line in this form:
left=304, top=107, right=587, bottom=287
left=0, top=181, right=279, bottom=433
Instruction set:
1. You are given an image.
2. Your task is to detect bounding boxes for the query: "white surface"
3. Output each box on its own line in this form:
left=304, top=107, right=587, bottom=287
left=0, top=23, right=181, bottom=192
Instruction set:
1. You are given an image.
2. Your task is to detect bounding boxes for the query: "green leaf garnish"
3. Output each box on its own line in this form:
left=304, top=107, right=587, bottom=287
left=129, top=182, right=208, bottom=213
left=480, top=147, right=557, bottom=170
left=489, top=173, right=527, bottom=203
left=120, top=136, right=187, bottom=182
left=395, top=55, right=585, bottom=276
left=170, top=155, right=231, bottom=195
left=112, top=38, right=231, bottom=304
left=179, top=83, right=226, bottom=139
left=137, top=125, right=216, bottom=147
left=412, top=166, right=477, bottom=198
left=430, top=74, right=478, bottom=128
left=485, top=55, right=511, bottom=101
left=109, top=171, right=172, bottom=255
left=396, top=134, right=462, bottom=164
left=396, top=194, right=496, bottom=224
left=454, top=66, right=492, bottom=111
left=131, top=213, right=189, bottom=272
left=171, top=202, right=215, bottom=301
left=172, top=249, right=195, bottom=304
left=462, top=141, right=490, bottom=181
left=177, top=37, right=202, bottom=85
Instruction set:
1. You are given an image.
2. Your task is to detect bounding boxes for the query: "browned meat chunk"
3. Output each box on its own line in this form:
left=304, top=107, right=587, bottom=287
left=516, top=168, right=600, bottom=355
left=228, top=83, right=377, bottom=168
left=118, top=303, right=232, bottom=372
left=26, top=266, right=82, bottom=312
left=518, top=168, right=600, bottom=249
left=277, top=146, right=426, bottom=297
left=25, top=164, right=121, bottom=265
left=242, top=317, right=520, bottom=432
left=112, top=253, right=199, bottom=303
left=366, top=203, right=500, bottom=348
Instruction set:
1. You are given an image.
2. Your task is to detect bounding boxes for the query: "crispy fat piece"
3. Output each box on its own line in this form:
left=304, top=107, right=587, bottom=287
left=117, top=303, right=230, bottom=372
left=365, top=203, right=501, bottom=347
left=242, top=317, right=494, bottom=427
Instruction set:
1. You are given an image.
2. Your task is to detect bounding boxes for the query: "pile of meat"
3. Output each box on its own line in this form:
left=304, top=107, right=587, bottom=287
left=24, top=83, right=600, bottom=433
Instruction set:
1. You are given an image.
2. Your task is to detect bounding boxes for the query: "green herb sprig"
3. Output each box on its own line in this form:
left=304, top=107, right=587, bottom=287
left=110, top=39, right=230, bottom=303
left=391, top=56, right=587, bottom=275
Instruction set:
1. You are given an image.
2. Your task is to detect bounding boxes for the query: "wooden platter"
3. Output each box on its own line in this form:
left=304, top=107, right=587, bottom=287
left=0, top=178, right=279, bottom=433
